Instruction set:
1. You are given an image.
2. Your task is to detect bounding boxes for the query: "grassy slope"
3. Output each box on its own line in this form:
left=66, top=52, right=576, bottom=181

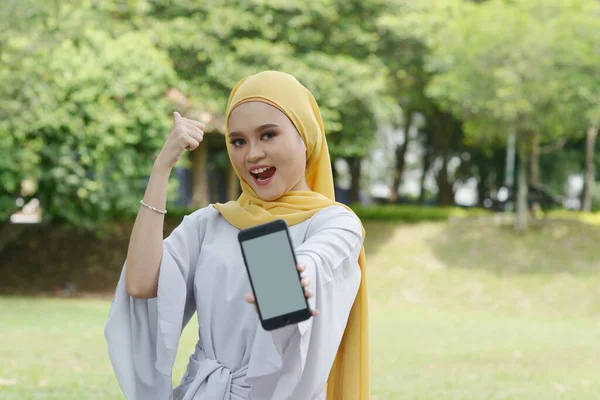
left=1, top=218, right=599, bottom=399
left=365, top=219, right=600, bottom=399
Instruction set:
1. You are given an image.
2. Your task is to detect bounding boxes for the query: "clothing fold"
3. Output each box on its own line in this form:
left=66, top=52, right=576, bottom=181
left=175, top=342, right=250, bottom=400
left=105, top=214, right=201, bottom=400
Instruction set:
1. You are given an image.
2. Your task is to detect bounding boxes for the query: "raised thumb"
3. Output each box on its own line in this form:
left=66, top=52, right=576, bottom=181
left=173, top=111, right=182, bottom=122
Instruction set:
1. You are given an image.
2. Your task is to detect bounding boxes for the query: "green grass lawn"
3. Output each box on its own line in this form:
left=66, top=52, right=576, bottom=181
left=2, top=218, right=600, bottom=399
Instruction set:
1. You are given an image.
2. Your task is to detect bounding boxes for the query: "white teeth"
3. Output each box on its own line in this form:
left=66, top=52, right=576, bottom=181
left=251, top=167, right=271, bottom=174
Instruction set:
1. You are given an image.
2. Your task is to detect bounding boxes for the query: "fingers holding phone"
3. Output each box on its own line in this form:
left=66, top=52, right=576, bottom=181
left=298, top=263, right=319, bottom=316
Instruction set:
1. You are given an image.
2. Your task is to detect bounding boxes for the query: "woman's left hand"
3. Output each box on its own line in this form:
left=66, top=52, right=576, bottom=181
left=244, top=263, right=320, bottom=317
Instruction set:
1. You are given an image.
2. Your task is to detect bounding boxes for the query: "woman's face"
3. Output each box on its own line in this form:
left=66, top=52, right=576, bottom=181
left=228, top=101, right=310, bottom=201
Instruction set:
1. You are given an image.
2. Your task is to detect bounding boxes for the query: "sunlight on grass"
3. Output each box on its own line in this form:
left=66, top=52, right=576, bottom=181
left=546, top=210, right=600, bottom=226
left=2, top=219, right=600, bottom=399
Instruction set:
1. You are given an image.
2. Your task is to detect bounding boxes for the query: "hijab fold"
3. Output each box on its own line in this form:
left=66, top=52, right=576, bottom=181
left=213, top=70, right=369, bottom=400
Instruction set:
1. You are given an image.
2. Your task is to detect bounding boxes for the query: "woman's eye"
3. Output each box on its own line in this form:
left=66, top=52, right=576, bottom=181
left=261, top=131, right=276, bottom=140
left=231, top=139, right=245, bottom=146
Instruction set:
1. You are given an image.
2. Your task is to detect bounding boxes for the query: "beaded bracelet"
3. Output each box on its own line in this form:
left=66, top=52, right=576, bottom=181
left=140, top=199, right=167, bottom=215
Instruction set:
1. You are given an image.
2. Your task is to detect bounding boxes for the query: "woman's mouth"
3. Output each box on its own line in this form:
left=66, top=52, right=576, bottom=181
left=250, top=166, right=276, bottom=186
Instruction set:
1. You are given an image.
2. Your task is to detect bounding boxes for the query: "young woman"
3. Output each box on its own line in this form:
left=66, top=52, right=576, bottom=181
left=104, top=70, right=369, bottom=400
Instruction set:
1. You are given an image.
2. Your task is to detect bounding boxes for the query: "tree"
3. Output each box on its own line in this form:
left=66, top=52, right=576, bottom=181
left=426, top=0, right=591, bottom=232
left=2, top=0, right=395, bottom=223
left=547, top=0, right=600, bottom=212
left=141, top=0, right=394, bottom=203
left=1, top=3, right=177, bottom=225
left=375, top=0, right=471, bottom=205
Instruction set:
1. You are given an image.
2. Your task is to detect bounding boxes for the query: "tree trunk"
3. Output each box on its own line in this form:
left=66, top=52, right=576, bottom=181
left=504, top=131, right=517, bottom=212
left=390, top=111, right=412, bottom=202
left=430, top=107, right=459, bottom=207
left=437, top=154, right=454, bottom=206
left=529, top=132, right=541, bottom=216
left=347, top=156, right=362, bottom=205
left=529, top=132, right=540, bottom=186
left=582, top=126, right=598, bottom=212
left=390, top=141, right=410, bottom=202
left=418, top=149, right=431, bottom=205
left=477, top=156, right=490, bottom=208
left=191, top=141, right=209, bottom=207
left=515, top=135, right=529, bottom=234
left=331, top=158, right=338, bottom=188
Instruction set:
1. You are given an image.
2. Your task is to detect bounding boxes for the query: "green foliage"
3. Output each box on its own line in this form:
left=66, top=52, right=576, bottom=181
left=426, top=1, right=541, bottom=139
left=548, top=0, right=600, bottom=129
left=1, top=22, right=177, bottom=225
left=2, top=0, right=599, bottom=225
left=426, top=0, right=600, bottom=143
left=376, top=0, right=468, bottom=116
left=350, top=204, right=489, bottom=222
left=166, top=204, right=489, bottom=223
left=141, top=0, right=393, bottom=158
left=1, top=0, right=396, bottom=225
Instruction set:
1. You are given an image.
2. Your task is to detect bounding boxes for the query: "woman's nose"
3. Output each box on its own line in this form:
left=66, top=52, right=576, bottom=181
left=246, top=144, right=266, bottom=163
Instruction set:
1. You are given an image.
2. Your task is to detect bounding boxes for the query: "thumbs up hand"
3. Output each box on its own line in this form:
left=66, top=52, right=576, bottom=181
left=155, top=112, right=205, bottom=171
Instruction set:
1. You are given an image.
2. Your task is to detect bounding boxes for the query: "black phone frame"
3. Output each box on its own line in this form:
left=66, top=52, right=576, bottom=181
left=238, top=219, right=312, bottom=331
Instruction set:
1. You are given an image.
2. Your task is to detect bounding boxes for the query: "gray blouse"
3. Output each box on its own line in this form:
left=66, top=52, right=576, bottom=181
left=104, top=205, right=362, bottom=400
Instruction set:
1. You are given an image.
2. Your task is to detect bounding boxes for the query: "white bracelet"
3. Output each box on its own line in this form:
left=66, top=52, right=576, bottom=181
left=140, top=199, right=167, bottom=215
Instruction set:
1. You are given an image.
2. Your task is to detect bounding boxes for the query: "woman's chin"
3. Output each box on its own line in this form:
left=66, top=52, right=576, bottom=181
left=251, top=181, right=310, bottom=201
left=252, top=182, right=288, bottom=201
left=255, top=189, right=282, bottom=202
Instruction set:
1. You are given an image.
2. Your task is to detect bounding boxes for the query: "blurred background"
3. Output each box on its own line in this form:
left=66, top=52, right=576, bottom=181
left=1, top=0, right=600, bottom=399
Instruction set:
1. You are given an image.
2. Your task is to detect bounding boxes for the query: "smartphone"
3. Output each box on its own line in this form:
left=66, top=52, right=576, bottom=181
left=238, top=219, right=312, bottom=331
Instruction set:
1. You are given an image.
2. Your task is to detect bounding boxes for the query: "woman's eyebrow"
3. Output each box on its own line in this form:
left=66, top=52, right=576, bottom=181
left=230, top=124, right=280, bottom=137
left=255, top=123, right=279, bottom=131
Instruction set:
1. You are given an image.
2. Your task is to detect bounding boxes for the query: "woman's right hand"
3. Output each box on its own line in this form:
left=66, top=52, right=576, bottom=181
left=155, top=112, right=205, bottom=171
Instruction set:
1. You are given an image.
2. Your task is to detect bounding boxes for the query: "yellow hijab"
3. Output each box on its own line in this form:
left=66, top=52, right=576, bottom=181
left=213, top=71, right=369, bottom=399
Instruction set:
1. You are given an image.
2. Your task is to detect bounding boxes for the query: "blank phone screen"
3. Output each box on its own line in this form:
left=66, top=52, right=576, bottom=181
left=241, top=231, right=307, bottom=320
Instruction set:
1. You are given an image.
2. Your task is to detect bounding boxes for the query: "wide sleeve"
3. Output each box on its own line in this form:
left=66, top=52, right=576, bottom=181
left=104, top=211, right=206, bottom=400
left=246, top=206, right=363, bottom=399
